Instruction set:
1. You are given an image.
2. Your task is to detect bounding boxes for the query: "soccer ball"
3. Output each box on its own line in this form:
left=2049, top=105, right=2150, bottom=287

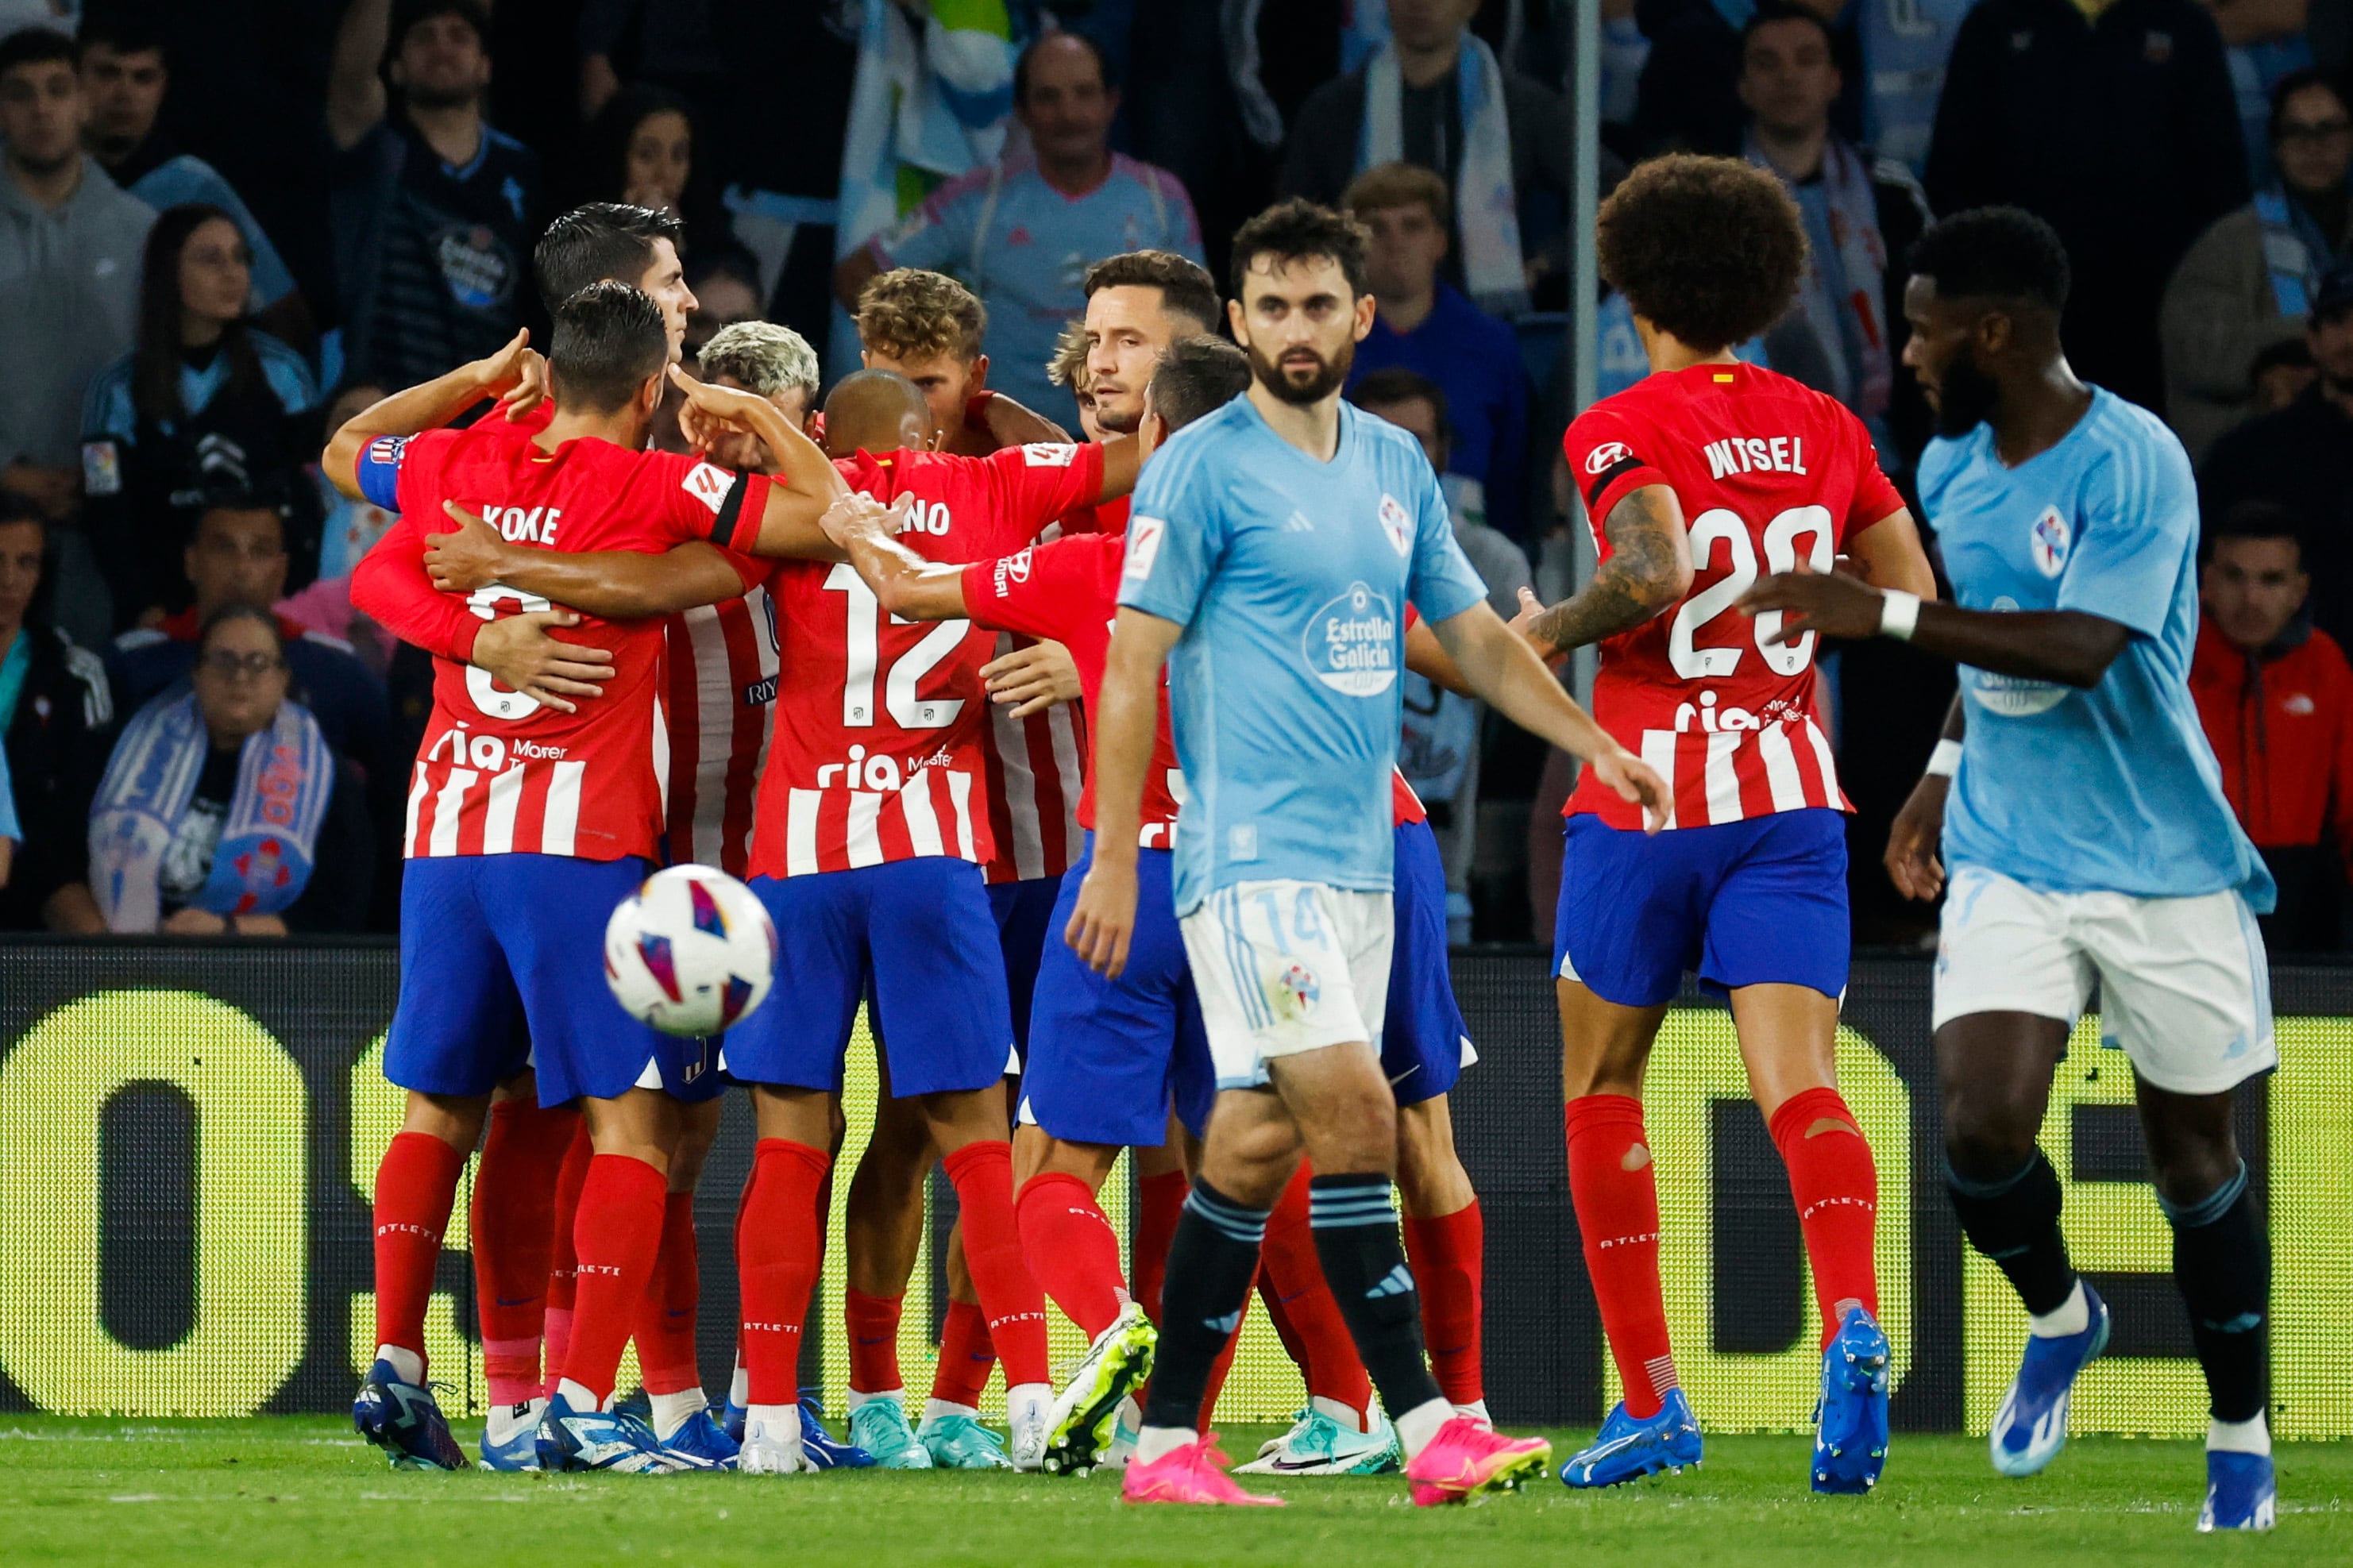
left=603, top=865, right=777, bottom=1036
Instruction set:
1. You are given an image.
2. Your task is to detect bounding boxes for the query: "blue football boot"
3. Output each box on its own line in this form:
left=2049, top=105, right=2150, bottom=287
left=477, top=1400, right=546, bottom=1471
left=657, top=1406, right=742, bottom=1470
left=798, top=1389, right=878, bottom=1469
left=2198, top=1450, right=2277, bottom=1532
left=1811, top=1306, right=1892, bottom=1494
left=353, top=1359, right=469, bottom=1471
left=1559, top=1388, right=1703, bottom=1488
left=1989, top=1284, right=2109, bottom=1478
left=535, top=1391, right=712, bottom=1474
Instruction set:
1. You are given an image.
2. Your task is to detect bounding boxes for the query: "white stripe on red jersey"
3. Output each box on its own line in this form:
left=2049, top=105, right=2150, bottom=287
left=1630, top=716, right=1847, bottom=831
left=979, top=630, right=1086, bottom=883
left=663, top=588, right=779, bottom=877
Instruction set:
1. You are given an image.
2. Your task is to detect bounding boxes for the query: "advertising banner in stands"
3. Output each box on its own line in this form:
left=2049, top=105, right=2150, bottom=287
left=0, top=942, right=2346, bottom=1433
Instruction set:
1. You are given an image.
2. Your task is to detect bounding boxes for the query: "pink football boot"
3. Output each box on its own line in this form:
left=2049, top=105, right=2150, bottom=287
left=1121, top=1434, right=1286, bottom=1507
left=1404, top=1416, right=1553, bottom=1507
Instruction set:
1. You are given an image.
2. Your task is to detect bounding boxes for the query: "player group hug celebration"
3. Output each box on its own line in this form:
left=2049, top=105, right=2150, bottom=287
left=330, top=162, right=2278, bottom=1530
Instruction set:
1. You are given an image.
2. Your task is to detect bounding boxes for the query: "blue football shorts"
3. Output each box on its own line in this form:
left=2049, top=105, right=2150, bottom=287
left=1384, top=817, right=1475, bottom=1107
left=385, top=854, right=723, bottom=1108
left=1553, top=807, right=1851, bottom=1007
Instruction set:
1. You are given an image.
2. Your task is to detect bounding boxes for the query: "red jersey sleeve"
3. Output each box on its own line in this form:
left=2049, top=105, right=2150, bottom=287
left=647, top=451, right=773, bottom=572
left=978, top=442, right=1109, bottom=553
left=1838, top=410, right=1906, bottom=542
left=960, top=534, right=1121, bottom=660
left=349, top=506, right=480, bottom=663
left=1562, top=403, right=1668, bottom=530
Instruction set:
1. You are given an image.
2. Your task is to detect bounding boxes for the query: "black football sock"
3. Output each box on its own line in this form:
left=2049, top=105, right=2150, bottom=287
left=2162, top=1161, right=2269, bottom=1425
left=1137, top=1179, right=1266, bottom=1432
left=1307, top=1173, right=1448, bottom=1421
left=1946, top=1151, right=2077, bottom=1316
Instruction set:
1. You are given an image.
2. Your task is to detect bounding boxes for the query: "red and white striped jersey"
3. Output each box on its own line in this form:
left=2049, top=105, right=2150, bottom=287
left=354, top=424, right=766, bottom=861
left=1560, top=361, right=1902, bottom=830
left=746, top=441, right=1108, bottom=879
left=662, top=588, right=778, bottom=877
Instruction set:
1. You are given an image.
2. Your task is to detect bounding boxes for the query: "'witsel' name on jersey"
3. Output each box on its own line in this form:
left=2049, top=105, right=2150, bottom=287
left=1703, top=435, right=1810, bottom=480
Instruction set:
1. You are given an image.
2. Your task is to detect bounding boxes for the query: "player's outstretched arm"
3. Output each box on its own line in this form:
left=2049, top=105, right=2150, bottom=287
left=1886, top=692, right=1962, bottom=903
left=1067, top=609, right=1186, bottom=977
left=424, top=503, right=749, bottom=619
left=1736, top=564, right=2131, bottom=688
left=1405, top=615, right=1474, bottom=695
left=322, top=330, right=546, bottom=498
left=816, top=491, right=971, bottom=621
left=1842, top=507, right=1939, bottom=599
left=1520, top=484, right=1694, bottom=658
left=670, top=365, right=851, bottom=558
left=1429, top=600, right=1672, bottom=832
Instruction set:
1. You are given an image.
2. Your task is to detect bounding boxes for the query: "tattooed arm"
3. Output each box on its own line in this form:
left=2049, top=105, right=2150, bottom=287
left=1522, top=483, right=1694, bottom=658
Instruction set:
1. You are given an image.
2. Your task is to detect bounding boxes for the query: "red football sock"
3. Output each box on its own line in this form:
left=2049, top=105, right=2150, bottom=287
left=1566, top=1095, right=1676, bottom=1420
left=471, top=1099, right=577, bottom=1406
left=372, top=1131, right=465, bottom=1373
left=634, top=1191, right=702, bottom=1397
left=931, top=1297, right=997, bottom=1408
left=1405, top=1200, right=1485, bottom=1407
left=1258, top=1163, right=1374, bottom=1422
left=736, top=1138, right=830, bottom=1407
left=940, top=1141, right=1050, bottom=1386
left=541, top=1119, right=593, bottom=1398
left=845, top=1289, right=905, bottom=1395
left=559, top=1154, right=669, bottom=1407
left=1014, top=1172, right=1128, bottom=1340
left=1132, top=1169, right=1188, bottom=1325
left=1769, top=1087, right=1880, bottom=1346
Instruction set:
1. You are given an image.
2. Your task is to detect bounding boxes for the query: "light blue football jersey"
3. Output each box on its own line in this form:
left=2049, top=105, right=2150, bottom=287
left=1919, top=388, right=2274, bottom=909
left=1118, top=396, right=1489, bottom=915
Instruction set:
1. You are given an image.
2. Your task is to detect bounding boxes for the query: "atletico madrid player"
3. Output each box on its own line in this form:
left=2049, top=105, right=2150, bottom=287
left=1513, top=156, right=1938, bottom=1494
left=327, top=285, right=851, bottom=1473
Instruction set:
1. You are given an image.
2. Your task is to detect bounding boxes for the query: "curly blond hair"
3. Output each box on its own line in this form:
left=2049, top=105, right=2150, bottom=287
left=1047, top=318, right=1092, bottom=391
left=856, top=268, right=988, bottom=363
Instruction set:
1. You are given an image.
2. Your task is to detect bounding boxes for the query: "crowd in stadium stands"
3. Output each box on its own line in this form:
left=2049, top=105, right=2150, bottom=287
left=0, top=0, right=2350, bottom=950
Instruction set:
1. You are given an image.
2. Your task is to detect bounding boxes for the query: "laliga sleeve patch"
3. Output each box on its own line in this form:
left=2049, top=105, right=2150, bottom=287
left=682, top=460, right=735, bottom=515
left=1021, top=443, right=1078, bottom=467
left=1124, top=515, right=1165, bottom=580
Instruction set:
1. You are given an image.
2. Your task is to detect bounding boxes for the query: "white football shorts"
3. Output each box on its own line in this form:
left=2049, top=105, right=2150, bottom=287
left=1178, top=880, right=1394, bottom=1092
left=1933, top=864, right=2276, bottom=1095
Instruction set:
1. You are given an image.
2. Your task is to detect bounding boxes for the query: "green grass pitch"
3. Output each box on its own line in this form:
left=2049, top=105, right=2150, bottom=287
left=2, top=1417, right=2346, bottom=1566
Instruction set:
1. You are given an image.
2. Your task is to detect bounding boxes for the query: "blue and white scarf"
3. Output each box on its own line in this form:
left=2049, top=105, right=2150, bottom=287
left=89, top=692, right=334, bottom=931
left=1748, top=133, right=1893, bottom=420
left=2252, top=181, right=2351, bottom=319
left=1360, top=29, right=1529, bottom=316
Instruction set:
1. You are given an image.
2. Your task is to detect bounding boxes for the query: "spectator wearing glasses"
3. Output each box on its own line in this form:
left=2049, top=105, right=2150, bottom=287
left=75, top=9, right=312, bottom=353
left=81, top=202, right=323, bottom=630
left=109, top=498, right=392, bottom=796
left=2166, top=71, right=2353, bottom=459
left=87, top=603, right=372, bottom=934
left=0, top=492, right=114, bottom=933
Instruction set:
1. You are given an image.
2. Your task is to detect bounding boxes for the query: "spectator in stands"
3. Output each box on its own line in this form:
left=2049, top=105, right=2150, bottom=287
left=1924, top=0, right=2249, bottom=414
left=81, top=204, right=323, bottom=630
left=0, top=27, right=153, bottom=522
left=279, top=383, right=399, bottom=673
left=0, top=491, right=112, bottom=932
left=837, top=30, right=1202, bottom=417
left=327, top=0, right=542, bottom=391
left=2164, top=70, right=2353, bottom=458
left=109, top=498, right=392, bottom=792
left=0, top=735, right=14, bottom=891
left=88, top=603, right=372, bottom=935
left=1738, top=5, right=1931, bottom=456
left=75, top=10, right=311, bottom=351
left=571, top=83, right=742, bottom=271
left=1344, top=162, right=1533, bottom=539
left=2190, top=501, right=2353, bottom=950
left=1350, top=366, right=1535, bottom=618
left=2251, top=334, right=2320, bottom=412
left=683, top=250, right=764, bottom=360
left=2202, top=260, right=2353, bottom=648
left=1282, top=0, right=1575, bottom=312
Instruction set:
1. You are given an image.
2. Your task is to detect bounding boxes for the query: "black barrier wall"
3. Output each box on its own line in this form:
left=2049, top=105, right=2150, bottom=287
left=1, top=939, right=2347, bottom=1435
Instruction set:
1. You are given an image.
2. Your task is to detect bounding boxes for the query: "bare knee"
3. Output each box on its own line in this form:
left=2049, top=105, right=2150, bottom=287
left=401, top=1090, right=488, bottom=1151
left=1941, top=1084, right=2042, bottom=1182
left=1395, top=1096, right=1475, bottom=1216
